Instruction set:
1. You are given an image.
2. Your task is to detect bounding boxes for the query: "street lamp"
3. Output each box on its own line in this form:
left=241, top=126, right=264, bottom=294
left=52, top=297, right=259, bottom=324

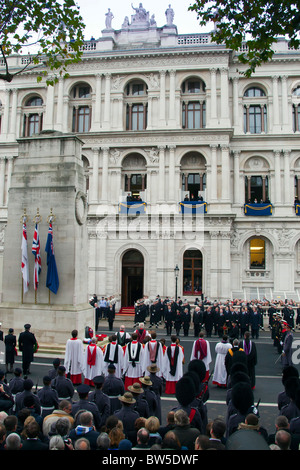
left=174, top=264, right=179, bottom=301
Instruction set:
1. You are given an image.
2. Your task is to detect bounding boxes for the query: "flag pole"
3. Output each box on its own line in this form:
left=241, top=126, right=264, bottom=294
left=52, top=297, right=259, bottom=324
left=20, top=209, right=28, bottom=304
left=33, top=208, right=42, bottom=305
left=47, top=208, right=56, bottom=306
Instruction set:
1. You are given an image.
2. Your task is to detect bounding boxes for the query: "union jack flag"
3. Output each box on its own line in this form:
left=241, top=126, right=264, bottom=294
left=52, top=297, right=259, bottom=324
left=32, top=223, right=41, bottom=290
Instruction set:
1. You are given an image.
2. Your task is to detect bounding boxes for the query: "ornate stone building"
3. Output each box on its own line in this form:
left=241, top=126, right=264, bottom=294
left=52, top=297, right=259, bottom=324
left=0, top=3, right=300, bottom=331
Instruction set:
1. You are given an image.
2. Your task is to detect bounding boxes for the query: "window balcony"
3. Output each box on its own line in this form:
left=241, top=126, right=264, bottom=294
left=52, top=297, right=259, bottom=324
left=244, top=202, right=273, bottom=216
left=179, top=199, right=207, bottom=214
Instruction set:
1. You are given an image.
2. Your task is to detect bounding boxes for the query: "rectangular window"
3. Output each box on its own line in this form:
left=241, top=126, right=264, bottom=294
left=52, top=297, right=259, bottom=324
left=250, top=239, right=265, bottom=269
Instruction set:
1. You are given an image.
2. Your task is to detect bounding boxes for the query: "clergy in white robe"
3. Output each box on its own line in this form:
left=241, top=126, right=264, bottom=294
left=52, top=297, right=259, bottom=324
left=64, top=330, right=84, bottom=385
left=83, top=339, right=104, bottom=386
left=142, top=331, right=163, bottom=377
left=162, top=336, right=184, bottom=394
left=212, top=336, right=232, bottom=387
left=123, top=333, right=144, bottom=390
left=102, top=335, right=124, bottom=378
left=190, top=332, right=212, bottom=381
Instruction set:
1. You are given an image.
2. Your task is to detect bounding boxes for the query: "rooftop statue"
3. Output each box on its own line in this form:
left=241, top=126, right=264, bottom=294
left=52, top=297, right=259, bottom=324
left=165, top=4, right=174, bottom=25
left=105, top=8, right=114, bottom=29
left=131, top=3, right=149, bottom=23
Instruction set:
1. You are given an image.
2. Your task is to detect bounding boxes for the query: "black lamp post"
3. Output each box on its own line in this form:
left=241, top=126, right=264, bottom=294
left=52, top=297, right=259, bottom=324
left=174, top=264, right=179, bottom=301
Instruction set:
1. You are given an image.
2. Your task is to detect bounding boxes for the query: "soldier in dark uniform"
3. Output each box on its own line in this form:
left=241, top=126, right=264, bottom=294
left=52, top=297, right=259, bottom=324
left=8, top=367, right=24, bottom=397
left=114, top=392, right=140, bottom=443
left=165, top=303, right=175, bottom=336
left=88, top=375, right=111, bottom=430
left=128, top=382, right=150, bottom=418
left=107, top=302, right=115, bottom=331
left=102, top=364, right=125, bottom=414
left=71, top=383, right=102, bottom=431
left=51, top=365, right=75, bottom=401
left=14, top=378, right=41, bottom=415
left=18, top=324, right=38, bottom=376
left=147, top=364, right=163, bottom=422
left=48, top=358, right=61, bottom=380
left=37, top=375, right=60, bottom=418
left=149, top=299, right=161, bottom=328
left=4, top=328, right=17, bottom=373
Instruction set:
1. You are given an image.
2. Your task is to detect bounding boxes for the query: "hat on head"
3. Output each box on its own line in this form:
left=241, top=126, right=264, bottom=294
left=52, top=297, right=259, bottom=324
left=23, top=378, right=34, bottom=390
left=231, top=382, right=254, bottom=415
left=93, top=375, right=105, bottom=385
left=188, top=359, right=206, bottom=382
left=147, top=364, right=160, bottom=374
left=77, top=384, right=90, bottom=395
left=24, top=323, right=31, bottom=329
left=119, top=392, right=136, bottom=404
left=128, top=382, right=144, bottom=394
left=58, top=365, right=66, bottom=373
left=140, top=376, right=152, bottom=386
left=175, top=375, right=196, bottom=406
left=53, top=358, right=60, bottom=366
left=118, top=439, right=132, bottom=450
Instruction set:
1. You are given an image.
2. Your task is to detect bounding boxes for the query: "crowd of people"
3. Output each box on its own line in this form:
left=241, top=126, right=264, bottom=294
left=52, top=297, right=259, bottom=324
left=0, top=295, right=299, bottom=451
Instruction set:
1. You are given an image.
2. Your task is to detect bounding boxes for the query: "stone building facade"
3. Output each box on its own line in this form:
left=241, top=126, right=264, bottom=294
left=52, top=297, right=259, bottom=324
left=0, top=3, right=300, bottom=330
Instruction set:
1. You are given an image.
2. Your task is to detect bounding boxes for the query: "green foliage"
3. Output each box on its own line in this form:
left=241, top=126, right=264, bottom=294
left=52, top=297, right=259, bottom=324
left=188, top=0, right=300, bottom=75
left=0, top=0, right=85, bottom=83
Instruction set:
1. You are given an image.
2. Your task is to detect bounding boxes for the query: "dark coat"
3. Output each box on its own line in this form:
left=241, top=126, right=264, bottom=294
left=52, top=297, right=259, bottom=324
left=4, top=333, right=17, bottom=364
left=18, top=330, right=37, bottom=364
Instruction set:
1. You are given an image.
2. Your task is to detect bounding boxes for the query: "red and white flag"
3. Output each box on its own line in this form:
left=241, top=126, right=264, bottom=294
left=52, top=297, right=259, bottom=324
left=21, top=222, right=29, bottom=294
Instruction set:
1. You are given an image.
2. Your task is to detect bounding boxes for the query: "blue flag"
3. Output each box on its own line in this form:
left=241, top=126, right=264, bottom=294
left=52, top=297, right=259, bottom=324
left=45, top=222, right=59, bottom=294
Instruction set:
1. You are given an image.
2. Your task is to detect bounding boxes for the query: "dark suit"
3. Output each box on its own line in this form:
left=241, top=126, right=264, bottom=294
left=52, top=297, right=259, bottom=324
left=18, top=329, right=37, bottom=375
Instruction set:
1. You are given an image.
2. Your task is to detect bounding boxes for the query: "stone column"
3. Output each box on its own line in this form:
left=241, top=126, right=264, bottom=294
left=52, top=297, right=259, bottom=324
left=220, top=68, right=229, bottom=126
left=159, top=71, right=166, bottom=126
left=0, top=157, right=6, bottom=206
left=281, top=76, right=289, bottom=132
left=5, top=156, right=14, bottom=206
left=91, top=73, right=102, bottom=131
left=274, top=150, right=281, bottom=204
left=210, top=144, right=218, bottom=202
left=168, top=145, right=176, bottom=202
left=103, top=73, right=111, bottom=130
left=233, top=151, right=240, bottom=204
left=1, top=90, right=10, bottom=138
left=221, top=145, right=230, bottom=201
left=90, top=147, right=99, bottom=203
left=56, top=78, right=64, bottom=131
left=232, top=77, right=240, bottom=132
left=272, top=76, right=280, bottom=132
left=283, top=150, right=291, bottom=204
left=158, top=146, right=166, bottom=202
left=44, top=84, right=55, bottom=130
left=210, top=68, right=217, bottom=125
left=101, top=146, right=109, bottom=202
left=168, top=69, right=176, bottom=127
left=9, top=89, right=18, bottom=139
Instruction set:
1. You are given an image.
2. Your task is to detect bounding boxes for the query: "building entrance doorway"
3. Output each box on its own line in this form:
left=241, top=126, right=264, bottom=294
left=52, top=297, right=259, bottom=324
left=121, top=249, right=144, bottom=306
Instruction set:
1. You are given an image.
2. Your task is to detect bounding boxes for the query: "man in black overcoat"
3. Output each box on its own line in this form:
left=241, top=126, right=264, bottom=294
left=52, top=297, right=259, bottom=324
left=18, top=324, right=37, bottom=376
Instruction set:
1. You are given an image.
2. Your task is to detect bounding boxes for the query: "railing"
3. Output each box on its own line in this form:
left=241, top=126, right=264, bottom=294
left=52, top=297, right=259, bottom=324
left=177, top=34, right=212, bottom=46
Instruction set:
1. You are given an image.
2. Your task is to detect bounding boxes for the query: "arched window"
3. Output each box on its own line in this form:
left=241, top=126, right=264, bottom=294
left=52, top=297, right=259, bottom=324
left=243, top=86, right=267, bottom=134
left=23, top=95, right=43, bottom=136
left=183, top=249, right=202, bottom=295
left=181, top=78, right=206, bottom=129
left=250, top=238, right=265, bottom=269
left=70, top=83, right=92, bottom=133
left=292, top=86, right=300, bottom=132
left=125, top=80, right=148, bottom=131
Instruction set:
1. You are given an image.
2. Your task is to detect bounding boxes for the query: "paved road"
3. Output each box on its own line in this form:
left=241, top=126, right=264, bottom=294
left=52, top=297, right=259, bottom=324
left=6, top=325, right=300, bottom=435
